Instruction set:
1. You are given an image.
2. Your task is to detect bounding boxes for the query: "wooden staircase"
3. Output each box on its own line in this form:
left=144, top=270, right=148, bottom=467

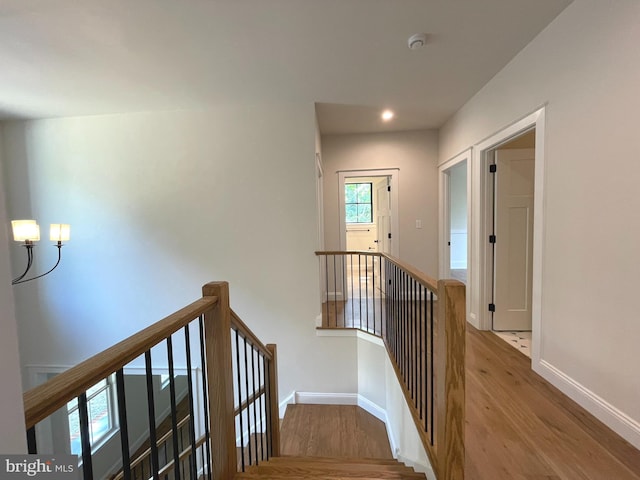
left=234, top=455, right=426, bottom=479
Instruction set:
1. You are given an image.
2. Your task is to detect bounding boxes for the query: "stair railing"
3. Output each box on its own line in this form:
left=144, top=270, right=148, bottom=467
left=23, top=281, right=279, bottom=480
left=316, top=251, right=465, bottom=480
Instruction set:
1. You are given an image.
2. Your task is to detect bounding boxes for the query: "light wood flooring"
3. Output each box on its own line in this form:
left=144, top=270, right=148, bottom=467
left=304, top=322, right=640, bottom=479
left=465, top=325, right=640, bottom=479
left=280, top=404, right=393, bottom=459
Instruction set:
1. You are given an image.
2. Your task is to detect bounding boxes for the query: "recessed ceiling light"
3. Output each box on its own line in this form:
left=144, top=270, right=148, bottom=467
left=382, top=110, right=394, bottom=121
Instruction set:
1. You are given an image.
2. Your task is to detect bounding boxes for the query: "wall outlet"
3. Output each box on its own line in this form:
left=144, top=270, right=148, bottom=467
left=415, top=220, right=422, bottom=229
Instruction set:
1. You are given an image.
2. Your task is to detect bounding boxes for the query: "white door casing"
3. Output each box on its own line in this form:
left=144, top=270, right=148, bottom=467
left=376, top=178, right=392, bottom=254
left=492, top=149, right=535, bottom=331
left=338, top=169, right=399, bottom=258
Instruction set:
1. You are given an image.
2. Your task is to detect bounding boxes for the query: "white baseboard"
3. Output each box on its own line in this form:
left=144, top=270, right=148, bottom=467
left=356, top=395, right=397, bottom=457
left=315, top=314, right=323, bottom=327
left=279, top=391, right=295, bottom=419
left=294, top=391, right=358, bottom=405
left=536, top=359, right=640, bottom=450
left=324, top=291, right=344, bottom=302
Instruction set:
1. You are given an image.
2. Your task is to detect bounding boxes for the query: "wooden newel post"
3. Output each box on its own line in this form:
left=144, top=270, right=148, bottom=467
left=202, top=282, right=237, bottom=480
left=266, top=344, right=281, bottom=457
left=436, top=279, right=466, bottom=480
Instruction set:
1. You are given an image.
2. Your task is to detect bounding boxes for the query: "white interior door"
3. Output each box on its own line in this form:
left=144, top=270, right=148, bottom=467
left=376, top=178, right=392, bottom=254
left=493, top=148, right=535, bottom=331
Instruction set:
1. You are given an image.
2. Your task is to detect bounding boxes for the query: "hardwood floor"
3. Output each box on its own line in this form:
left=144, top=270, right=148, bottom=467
left=466, top=325, right=640, bottom=479
left=280, top=404, right=393, bottom=459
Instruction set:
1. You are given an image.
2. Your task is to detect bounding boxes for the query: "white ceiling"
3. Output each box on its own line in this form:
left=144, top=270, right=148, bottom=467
left=0, top=0, right=572, bottom=133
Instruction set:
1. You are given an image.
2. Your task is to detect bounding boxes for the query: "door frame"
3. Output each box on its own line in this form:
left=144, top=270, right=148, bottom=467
left=439, top=149, right=472, bottom=322
left=473, top=107, right=546, bottom=365
left=338, top=169, right=399, bottom=257
left=439, top=149, right=471, bottom=279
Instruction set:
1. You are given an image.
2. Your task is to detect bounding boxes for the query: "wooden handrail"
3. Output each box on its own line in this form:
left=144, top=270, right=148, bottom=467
left=23, top=296, right=218, bottom=429
left=315, top=250, right=383, bottom=256
left=315, top=250, right=438, bottom=292
left=231, top=309, right=273, bottom=360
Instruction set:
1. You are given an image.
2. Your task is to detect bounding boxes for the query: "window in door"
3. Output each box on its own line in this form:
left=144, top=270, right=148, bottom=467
left=345, top=183, right=373, bottom=223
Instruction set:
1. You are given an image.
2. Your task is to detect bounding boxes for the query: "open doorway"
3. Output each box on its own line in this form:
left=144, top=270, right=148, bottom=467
left=471, top=107, right=545, bottom=366
left=338, top=169, right=399, bottom=257
left=447, top=162, right=468, bottom=284
left=487, top=130, right=536, bottom=358
left=335, top=169, right=399, bottom=323
left=439, top=149, right=471, bottom=321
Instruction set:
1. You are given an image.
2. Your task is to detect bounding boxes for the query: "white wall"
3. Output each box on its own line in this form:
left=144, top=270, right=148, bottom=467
left=356, top=335, right=434, bottom=479
left=1, top=104, right=357, bottom=405
left=322, top=130, right=439, bottom=276
left=0, top=127, right=27, bottom=453
left=439, top=0, right=640, bottom=446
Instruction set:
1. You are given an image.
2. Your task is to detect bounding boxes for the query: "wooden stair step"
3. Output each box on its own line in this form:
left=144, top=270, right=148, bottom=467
left=234, top=456, right=425, bottom=479
left=266, top=456, right=401, bottom=465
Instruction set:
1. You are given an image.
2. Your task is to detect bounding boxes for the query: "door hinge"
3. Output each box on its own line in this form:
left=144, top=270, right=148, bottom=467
left=489, top=164, right=497, bottom=173
left=488, top=303, right=496, bottom=312
left=388, top=233, right=392, bottom=239
left=448, top=241, right=451, bottom=246
left=387, top=185, right=391, bottom=192
left=489, top=234, right=496, bottom=244
left=388, top=279, right=392, bottom=286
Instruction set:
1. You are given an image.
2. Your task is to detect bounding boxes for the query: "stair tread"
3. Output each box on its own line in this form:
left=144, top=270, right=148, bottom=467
left=268, top=456, right=401, bottom=465
left=235, top=456, right=425, bottom=479
left=236, top=476, right=417, bottom=480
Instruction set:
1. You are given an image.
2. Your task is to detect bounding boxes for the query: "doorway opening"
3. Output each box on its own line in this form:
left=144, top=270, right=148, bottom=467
left=487, top=129, right=536, bottom=358
left=336, top=169, right=399, bottom=316
left=439, top=149, right=471, bottom=321
left=338, top=169, right=399, bottom=257
left=473, top=106, right=546, bottom=365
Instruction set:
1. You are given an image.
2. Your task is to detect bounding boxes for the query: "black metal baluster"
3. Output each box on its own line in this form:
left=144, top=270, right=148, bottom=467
left=365, top=254, right=369, bottom=332
left=166, top=337, right=181, bottom=480
left=333, top=255, right=338, bottom=328
left=26, top=427, right=37, bottom=454
left=116, top=369, right=132, bottom=480
left=393, top=264, right=398, bottom=358
left=78, top=392, right=94, bottom=480
left=243, top=338, right=253, bottom=465
left=198, top=316, right=212, bottom=480
left=358, top=254, right=362, bottom=327
left=145, top=351, right=160, bottom=480
left=424, top=289, right=429, bottom=431
left=325, top=255, right=329, bottom=327
left=341, top=255, right=346, bottom=328
left=372, top=255, right=376, bottom=334
left=234, top=330, right=246, bottom=471
left=419, top=285, right=424, bottom=422
left=258, top=353, right=266, bottom=461
left=413, top=281, right=420, bottom=408
left=409, top=277, right=414, bottom=402
left=251, top=346, right=259, bottom=465
left=350, top=254, right=355, bottom=324
left=265, top=359, right=273, bottom=458
left=183, top=326, right=198, bottom=480
left=430, top=290, right=435, bottom=445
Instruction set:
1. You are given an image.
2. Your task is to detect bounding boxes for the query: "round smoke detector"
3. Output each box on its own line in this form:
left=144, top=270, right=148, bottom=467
left=408, top=33, right=428, bottom=50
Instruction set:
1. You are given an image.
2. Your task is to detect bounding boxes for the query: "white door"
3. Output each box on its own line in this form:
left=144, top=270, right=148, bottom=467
left=376, top=178, right=392, bottom=254
left=493, top=149, right=535, bottom=331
